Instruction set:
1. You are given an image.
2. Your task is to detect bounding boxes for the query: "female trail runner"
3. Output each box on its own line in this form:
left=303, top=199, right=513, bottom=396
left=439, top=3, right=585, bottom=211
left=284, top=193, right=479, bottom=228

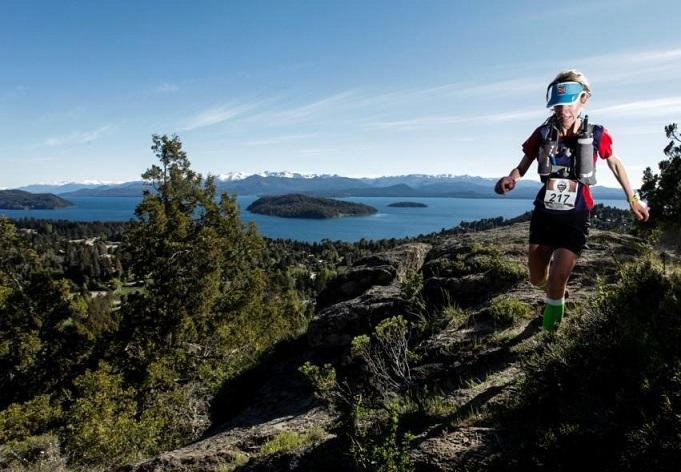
left=494, top=69, right=649, bottom=331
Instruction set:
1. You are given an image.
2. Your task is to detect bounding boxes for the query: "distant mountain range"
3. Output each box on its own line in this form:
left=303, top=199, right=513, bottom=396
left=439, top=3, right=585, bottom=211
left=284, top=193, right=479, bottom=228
left=14, top=172, right=626, bottom=200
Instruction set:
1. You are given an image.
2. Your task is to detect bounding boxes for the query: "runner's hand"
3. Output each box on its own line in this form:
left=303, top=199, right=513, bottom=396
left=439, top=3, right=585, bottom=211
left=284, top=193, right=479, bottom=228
left=631, top=200, right=649, bottom=222
left=495, top=176, right=516, bottom=195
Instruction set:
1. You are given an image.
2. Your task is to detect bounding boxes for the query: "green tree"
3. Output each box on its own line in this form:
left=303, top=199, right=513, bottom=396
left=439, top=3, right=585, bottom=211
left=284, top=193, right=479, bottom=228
left=640, top=123, right=681, bottom=231
left=115, top=135, right=305, bottom=453
left=118, top=135, right=273, bottom=379
left=0, top=218, right=99, bottom=408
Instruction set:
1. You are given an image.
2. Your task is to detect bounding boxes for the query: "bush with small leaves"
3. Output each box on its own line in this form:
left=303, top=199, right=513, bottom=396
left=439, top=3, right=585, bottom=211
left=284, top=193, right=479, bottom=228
left=0, top=395, right=64, bottom=469
left=64, top=363, right=150, bottom=466
left=488, top=297, right=533, bottom=327
left=299, top=362, right=337, bottom=401
left=351, top=408, right=414, bottom=472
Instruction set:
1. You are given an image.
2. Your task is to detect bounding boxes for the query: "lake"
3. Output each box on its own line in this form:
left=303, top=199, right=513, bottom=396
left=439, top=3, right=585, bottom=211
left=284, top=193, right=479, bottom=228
left=1, top=196, right=630, bottom=243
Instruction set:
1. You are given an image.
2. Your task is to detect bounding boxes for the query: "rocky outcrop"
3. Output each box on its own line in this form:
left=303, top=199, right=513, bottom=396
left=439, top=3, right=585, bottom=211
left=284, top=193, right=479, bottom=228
left=308, top=284, right=407, bottom=349
left=421, top=241, right=526, bottom=309
left=316, top=243, right=431, bottom=309
left=309, top=243, right=431, bottom=348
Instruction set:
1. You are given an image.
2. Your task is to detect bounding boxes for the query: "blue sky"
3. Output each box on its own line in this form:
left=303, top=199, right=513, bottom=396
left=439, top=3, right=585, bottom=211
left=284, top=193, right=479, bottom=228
left=1, top=0, right=680, bottom=189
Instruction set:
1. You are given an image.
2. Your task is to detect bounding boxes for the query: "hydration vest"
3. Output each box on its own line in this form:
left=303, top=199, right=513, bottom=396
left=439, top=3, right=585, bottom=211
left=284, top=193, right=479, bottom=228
left=536, top=116, right=599, bottom=186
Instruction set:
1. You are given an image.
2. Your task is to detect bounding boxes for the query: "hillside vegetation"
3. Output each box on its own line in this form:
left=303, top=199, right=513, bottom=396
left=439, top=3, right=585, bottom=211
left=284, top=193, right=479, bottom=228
left=1, top=126, right=680, bottom=471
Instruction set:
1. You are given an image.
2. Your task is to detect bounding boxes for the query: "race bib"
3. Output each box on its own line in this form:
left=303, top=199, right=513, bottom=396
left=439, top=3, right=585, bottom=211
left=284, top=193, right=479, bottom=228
left=543, top=178, right=578, bottom=211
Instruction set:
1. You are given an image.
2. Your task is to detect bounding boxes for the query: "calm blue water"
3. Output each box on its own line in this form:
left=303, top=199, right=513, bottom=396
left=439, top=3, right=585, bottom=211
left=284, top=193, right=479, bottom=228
left=1, top=196, right=629, bottom=243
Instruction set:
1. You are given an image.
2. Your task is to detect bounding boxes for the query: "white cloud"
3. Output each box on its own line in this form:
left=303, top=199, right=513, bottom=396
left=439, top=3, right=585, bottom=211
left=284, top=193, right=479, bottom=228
left=182, top=102, right=262, bottom=131
left=369, top=108, right=545, bottom=130
left=605, top=123, right=668, bottom=136
left=344, top=77, right=545, bottom=112
left=593, top=96, right=681, bottom=118
left=329, top=46, right=681, bottom=112
left=415, top=78, right=544, bottom=99
left=364, top=46, right=681, bottom=108
left=244, top=90, right=359, bottom=126
left=44, top=125, right=113, bottom=147
left=582, top=47, right=681, bottom=67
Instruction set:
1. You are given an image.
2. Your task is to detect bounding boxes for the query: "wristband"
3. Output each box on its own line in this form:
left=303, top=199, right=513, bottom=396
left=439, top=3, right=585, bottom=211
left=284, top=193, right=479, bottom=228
left=628, top=193, right=640, bottom=205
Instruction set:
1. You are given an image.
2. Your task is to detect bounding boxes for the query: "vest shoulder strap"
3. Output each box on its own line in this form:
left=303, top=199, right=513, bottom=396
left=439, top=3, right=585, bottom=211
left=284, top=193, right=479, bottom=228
left=538, top=121, right=602, bottom=143
left=592, top=124, right=604, bottom=145
left=538, top=123, right=554, bottom=142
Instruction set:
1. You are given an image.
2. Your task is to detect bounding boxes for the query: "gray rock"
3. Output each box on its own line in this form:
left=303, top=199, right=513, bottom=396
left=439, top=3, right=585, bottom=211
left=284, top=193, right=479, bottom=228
left=317, top=243, right=431, bottom=309
left=308, top=284, right=407, bottom=348
left=316, top=264, right=396, bottom=309
left=412, top=426, right=499, bottom=471
left=234, top=436, right=352, bottom=472
left=124, top=407, right=335, bottom=472
left=310, top=243, right=431, bottom=348
left=423, top=274, right=490, bottom=308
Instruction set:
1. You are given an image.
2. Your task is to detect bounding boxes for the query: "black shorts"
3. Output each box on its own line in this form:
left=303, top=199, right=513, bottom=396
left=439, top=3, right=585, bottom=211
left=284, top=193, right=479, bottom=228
left=529, top=208, right=590, bottom=256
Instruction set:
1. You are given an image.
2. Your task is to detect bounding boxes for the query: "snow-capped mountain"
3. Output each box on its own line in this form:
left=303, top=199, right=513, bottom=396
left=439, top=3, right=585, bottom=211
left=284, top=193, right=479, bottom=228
left=216, top=172, right=251, bottom=181
left=216, top=171, right=340, bottom=181
left=13, top=172, right=623, bottom=200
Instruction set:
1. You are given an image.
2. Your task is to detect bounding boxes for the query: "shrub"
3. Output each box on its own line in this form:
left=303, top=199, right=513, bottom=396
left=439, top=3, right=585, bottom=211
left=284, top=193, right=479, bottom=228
left=441, top=303, right=468, bottom=329
left=298, top=362, right=337, bottom=400
left=0, top=433, right=66, bottom=471
left=0, top=395, right=62, bottom=445
left=488, top=298, right=533, bottom=327
left=431, top=243, right=526, bottom=291
left=138, top=380, right=210, bottom=452
left=0, top=395, right=65, bottom=470
left=400, top=269, right=428, bottom=325
left=64, top=363, right=149, bottom=466
left=301, top=316, right=417, bottom=472
left=351, top=316, right=414, bottom=402
left=351, top=408, right=414, bottom=472
left=486, top=257, right=527, bottom=290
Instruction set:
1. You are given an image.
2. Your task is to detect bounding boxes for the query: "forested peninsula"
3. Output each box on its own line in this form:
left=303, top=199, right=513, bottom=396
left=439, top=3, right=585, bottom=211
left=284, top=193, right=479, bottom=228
left=247, top=193, right=377, bottom=218
left=0, top=189, right=72, bottom=210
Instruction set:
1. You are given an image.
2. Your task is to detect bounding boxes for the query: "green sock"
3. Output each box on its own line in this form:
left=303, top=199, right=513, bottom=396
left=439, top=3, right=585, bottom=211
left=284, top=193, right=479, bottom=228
left=543, top=297, right=565, bottom=332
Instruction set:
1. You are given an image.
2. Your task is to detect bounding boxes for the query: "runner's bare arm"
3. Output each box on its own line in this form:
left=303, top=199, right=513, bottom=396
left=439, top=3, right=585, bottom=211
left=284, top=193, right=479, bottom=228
left=605, top=150, right=649, bottom=221
left=512, top=153, right=534, bottom=179
left=495, top=154, right=534, bottom=194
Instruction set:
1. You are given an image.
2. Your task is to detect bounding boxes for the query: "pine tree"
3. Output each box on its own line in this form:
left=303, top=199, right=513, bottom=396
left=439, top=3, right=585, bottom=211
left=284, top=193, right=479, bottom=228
left=118, top=135, right=294, bottom=387
left=640, top=123, right=681, bottom=229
